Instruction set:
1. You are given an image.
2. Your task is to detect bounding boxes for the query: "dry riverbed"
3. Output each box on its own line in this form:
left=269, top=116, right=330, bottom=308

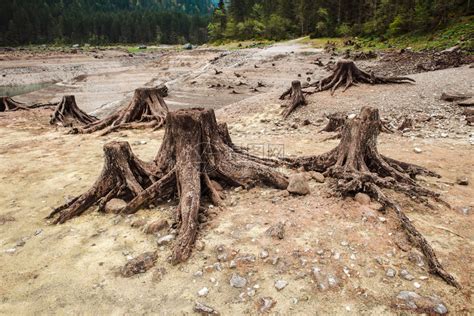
left=0, top=43, right=473, bottom=315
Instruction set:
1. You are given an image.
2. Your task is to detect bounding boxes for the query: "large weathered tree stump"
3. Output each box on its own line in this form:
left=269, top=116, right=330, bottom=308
left=281, top=80, right=306, bottom=118
left=50, top=95, right=97, bottom=127
left=71, top=87, right=169, bottom=136
left=48, top=108, right=288, bottom=264
left=283, top=106, right=460, bottom=288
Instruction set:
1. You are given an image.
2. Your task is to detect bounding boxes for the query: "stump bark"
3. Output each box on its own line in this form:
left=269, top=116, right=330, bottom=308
left=72, top=87, right=168, bottom=135
left=283, top=106, right=460, bottom=288
left=50, top=95, right=98, bottom=127
left=320, top=112, right=347, bottom=132
left=48, top=108, right=288, bottom=264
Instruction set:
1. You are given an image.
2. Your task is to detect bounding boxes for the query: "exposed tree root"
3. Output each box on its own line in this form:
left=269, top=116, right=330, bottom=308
left=49, top=95, right=98, bottom=127
left=281, top=80, right=306, bottom=118
left=48, top=108, right=288, bottom=264
left=1, top=96, right=58, bottom=112
left=71, top=87, right=168, bottom=135
left=283, top=106, right=460, bottom=288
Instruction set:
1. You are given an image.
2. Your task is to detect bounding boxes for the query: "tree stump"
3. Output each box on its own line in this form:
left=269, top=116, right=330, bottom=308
left=72, top=87, right=169, bottom=135
left=283, top=106, right=460, bottom=288
left=281, top=80, right=306, bottom=118
left=49, top=95, right=97, bottom=127
left=48, top=108, right=288, bottom=264
left=320, top=112, right=347, bottom=132
left=0, top=97, right=30, bottom=112
left=281, top=60, right=415, bottom=99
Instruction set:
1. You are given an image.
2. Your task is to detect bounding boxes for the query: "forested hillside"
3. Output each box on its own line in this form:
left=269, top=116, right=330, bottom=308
left=0, top=0, right=214, bottom=45
left=209, top=0, right=472, bottom=41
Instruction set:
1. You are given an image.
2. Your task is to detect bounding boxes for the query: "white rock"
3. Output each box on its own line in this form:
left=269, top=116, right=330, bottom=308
left=274, top=280, right=288, bottom=291
left=198, top=287, right=209, bottom=297
left=414, top=147, right=422, bottom=153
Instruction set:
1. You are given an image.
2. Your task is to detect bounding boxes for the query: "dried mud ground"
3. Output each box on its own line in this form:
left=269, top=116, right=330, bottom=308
left=0, top=43, right=473, bottom=315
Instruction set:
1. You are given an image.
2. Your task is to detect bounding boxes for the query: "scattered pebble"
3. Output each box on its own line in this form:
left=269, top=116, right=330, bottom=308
left=198, top=287, right=209, bottom=297
left=274, top=280, right=288, bottom=291
left=229, top=273, right=247, bottom=288
left=258, top=297, right=275, bottom=313
left=157, top=234, right=175, bottom=245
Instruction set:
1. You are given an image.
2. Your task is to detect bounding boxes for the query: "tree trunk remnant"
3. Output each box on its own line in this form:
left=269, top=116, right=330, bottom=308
left=48, top=108, right=288, bottom=264
left=281, top=80, right=306, bottom=118
left=49, top=95, right=97, bottom=127
left=283, top=106, right=460, bottom=288
left=71, top=87, right=169, bottom=136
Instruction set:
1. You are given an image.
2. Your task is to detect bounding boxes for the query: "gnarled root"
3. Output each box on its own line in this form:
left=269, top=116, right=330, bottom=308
left=283, top=106, right=459, bottom=288
left=1, top=97, right=30, bottom=112
left=49, top=108, right=288, bottom=264
left=50, top=95, right=97, bottom=127
left=71, top=87, right=168, bottom=135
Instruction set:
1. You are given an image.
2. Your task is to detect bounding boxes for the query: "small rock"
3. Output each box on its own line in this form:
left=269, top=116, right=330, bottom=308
left=266, top=222, right=285, bottom=239
left=414, top=147, right=422, bottom=154
left=194, top=302, right=219, bottom=315
left=229, top=273, right=247, bottom=288
left=456, top=176, right=469, bottom=186
left=348, top=113, right=356, bottom=119
left=310, top=171, right=325, bottom=183
left=104, top=198, right=127, bottom=213
left=145, top=219, right=169, bottom=234
left=198, top=287, right=209, bottom=297
left=413, top=282, right=421, bottom=289
left=195, top=240, right=205, bottom=251
left=258, top=297, right=275, bottom=313
left=354, top=192, right=371, bottom=205
left=327, top=274, right=338, bottom=287
left=433, top=303, right=448, bottom=314
left=400, top=269, right=415, bottom=281
left=386, top=268, right=397, bottom=278
left=259, top=250, right=269, bottom=259
left=157, top=234, right=175, bottom=245
left=274, top=280, right=288, bottom=291
left=287, top=174, right=310, bottom=195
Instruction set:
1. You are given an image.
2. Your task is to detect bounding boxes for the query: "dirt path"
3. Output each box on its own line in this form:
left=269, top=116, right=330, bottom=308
left=0, top=42, right=473, bottom=315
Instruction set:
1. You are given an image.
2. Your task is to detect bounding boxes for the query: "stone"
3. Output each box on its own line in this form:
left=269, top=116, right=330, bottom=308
left=287, top=174, right=310, bottom=195
left=145, top=219, right=169, bottom=234
left=157, top=234, right=175, bottom=245
left=229, top=273, right=247, bottom=288
left=104, top=198, right=127, bottom=213
left=354, top=193, right=371, bottom=205
left=266, top=222, right=285, bottom=239
left=274, top=280, right=288, bottom=291
left=456, top=176, right=469, bottom=186
left=310, top=171, right=325, bottom=183
left=121, top=252, right=157, bottom=277
left=258, top=297, right=275, bottom=313
left=386, top=268, right=397, bottom=278
left=395, top=291, right=448, bottom=315
left=259, top=250, right=269, bottom=259
left=194, top=302, right=219, bottom=315
left=400, top=269, right=415, bottom=281
left=198, top=287, right=209, bottom=297
left=414, top=147, right=422, bottom=154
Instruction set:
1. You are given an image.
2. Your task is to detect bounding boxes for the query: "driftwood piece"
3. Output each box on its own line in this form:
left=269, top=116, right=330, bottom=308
left=71, top=87, right=168, bottom=135
left=49, top=95, right=97, bottom=127
left=283, top=106, right=460, bottom=288
left=48, top=108, right=288, bottom=264
left=398, top=117, right=414, bottom=131
left=440, top=92, right=473, bottom=102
